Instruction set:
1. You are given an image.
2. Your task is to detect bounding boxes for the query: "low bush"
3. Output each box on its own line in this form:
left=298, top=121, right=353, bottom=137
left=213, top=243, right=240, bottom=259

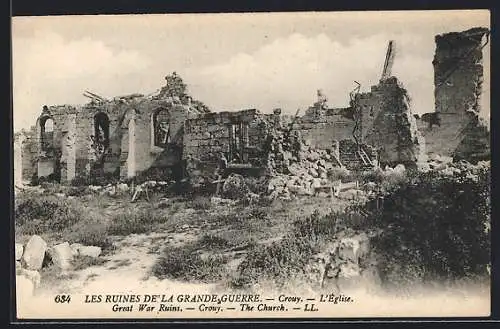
left=367, top=166, right=491, bottom=287
left=66, top=186, right=91, bottom=197
left=232, top=165, right=490, bottom=290
left=232, top=234, right=322, bottom=288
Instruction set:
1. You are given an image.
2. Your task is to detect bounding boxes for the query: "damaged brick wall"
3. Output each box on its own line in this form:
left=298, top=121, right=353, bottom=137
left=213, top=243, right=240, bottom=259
left=417, top=27, right=490, bottom=162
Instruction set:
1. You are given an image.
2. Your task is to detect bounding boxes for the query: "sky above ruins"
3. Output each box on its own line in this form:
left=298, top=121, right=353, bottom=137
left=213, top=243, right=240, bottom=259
left=12, top=10, right=490, bottom=132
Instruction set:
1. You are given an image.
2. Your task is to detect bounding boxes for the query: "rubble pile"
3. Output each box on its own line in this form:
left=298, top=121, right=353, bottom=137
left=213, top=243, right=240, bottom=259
left=304, top=232, right=379, bottom=290
left=16, top=235, right=104, bottom=297
left=264, top=128, right=348, bottom=200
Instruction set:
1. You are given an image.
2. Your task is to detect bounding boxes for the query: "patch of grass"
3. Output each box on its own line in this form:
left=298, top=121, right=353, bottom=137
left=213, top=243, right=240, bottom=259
left=15, top=193, right=84, bottom=234
left=39, top=264, right=78, bottom=290
left=209, top=204, right=272, bottom=231
left=72, top=255, right=108, bottom=271
left=65, top=222, right=115, bottom=254
left=231, top=234, right=323, bottom=289
left=197, top=234, right=232, bottom=250
left=112, top=259, right=132, bottom=268
left=66, top=186, right=91, bottom=197
left=107, top=208, right=166, bottom=235
left=230, top=209, right=345, bottom=289
left=189, top=196, right=213, bottom=210
left=152, top=242, right=229, bottom=283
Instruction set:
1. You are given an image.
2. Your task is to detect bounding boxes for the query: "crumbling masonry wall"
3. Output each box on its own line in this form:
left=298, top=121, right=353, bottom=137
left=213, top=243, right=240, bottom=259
left=359, top=77, right=426, bottom=167
left=417, top=27, right=490, bottom=162
left=183, top=109, right=273, bottom=185
left=21, top=97, right=196, bottom=183
left=289, top=106, right=356, bottom=149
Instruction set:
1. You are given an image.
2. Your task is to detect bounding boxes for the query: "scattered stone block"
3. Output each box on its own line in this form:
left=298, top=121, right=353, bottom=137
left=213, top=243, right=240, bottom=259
left=49, top=242, right=74, bottom=270
left=70, top=243, right=83, bottom=256
left=23, top=235, right=47, bottom=271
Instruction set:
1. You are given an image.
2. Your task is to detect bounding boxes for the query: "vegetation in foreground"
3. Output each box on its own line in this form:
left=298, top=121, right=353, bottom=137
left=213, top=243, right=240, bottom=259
left=15, top=165, right=490, bottom=292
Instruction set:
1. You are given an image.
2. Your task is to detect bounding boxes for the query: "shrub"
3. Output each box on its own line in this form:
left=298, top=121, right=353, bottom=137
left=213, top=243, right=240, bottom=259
left=232, top=210, right=346, bottom=288
left=71, top=175, right=90, bottom=187
left=222, top=174, right=250, bottom=199
left=71, top=172, right=119, bottom=187
left=367, top=166, right=490, bottom=286
left=131, top=167, right=173, bottom=185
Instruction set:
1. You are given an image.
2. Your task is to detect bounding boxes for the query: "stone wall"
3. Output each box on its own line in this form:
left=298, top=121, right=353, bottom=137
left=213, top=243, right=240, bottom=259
left=356, top=77, right=426, bottom=167
left=21, top=96, right=199, bottom=183
left=15, top=128, right=37, bottom=184
left=183, top=109, right=273, bottom=185
left=17, top=28, right=490, bottom=185
left=290, top=106, right=355, bottom=150
left=417, top=27, right=490, bottom=161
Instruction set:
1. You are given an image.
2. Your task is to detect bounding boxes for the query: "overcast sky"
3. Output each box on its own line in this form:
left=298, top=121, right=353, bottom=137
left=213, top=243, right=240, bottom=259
left=12, top=10, right=490, bottom=132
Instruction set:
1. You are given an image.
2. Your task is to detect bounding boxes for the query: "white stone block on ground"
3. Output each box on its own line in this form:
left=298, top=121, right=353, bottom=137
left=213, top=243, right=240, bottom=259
left=70, top=243, right=83, bottom=256
left=23, top=235, right=47, bottom=270
left=49, top=242, right=74, bottom=270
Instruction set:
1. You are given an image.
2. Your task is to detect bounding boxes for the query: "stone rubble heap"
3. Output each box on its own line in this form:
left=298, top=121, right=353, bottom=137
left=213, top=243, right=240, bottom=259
left=16, top=235, right=103, bottom=297
left=304, top=232, right=380, bottom=290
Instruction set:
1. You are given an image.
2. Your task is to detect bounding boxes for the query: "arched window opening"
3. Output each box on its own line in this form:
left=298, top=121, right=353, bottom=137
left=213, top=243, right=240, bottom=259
left=152, top=108, right=171, bottom=148
left=93, top=112, right=110, bottom=155
left=40, top=117, right=54, bottom=152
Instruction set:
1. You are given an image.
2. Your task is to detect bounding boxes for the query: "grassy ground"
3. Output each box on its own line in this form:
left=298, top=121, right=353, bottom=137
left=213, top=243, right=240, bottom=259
left=15, top=166, right=490, bottom=294
left=15, top=184, right=351, bottom=290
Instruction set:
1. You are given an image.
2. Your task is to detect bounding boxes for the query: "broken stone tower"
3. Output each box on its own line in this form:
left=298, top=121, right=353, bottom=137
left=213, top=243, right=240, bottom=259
left=417, top=27, right=490, bottom=163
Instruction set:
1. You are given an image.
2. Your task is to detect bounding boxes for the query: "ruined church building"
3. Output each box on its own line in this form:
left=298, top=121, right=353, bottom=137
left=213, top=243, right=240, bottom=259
left=14, top=27, right=490, bottom=186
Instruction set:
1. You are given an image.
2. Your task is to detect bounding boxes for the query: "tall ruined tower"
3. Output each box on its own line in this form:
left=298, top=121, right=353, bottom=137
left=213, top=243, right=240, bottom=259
left=419, top=27, right=491, bottom=162
left=433, top=27, right=489, bottom=117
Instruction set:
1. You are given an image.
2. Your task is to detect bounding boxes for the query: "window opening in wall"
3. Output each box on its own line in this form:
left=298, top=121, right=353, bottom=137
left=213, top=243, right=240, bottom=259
left=40, top=117, right=54, bottom=152
left=228, top=122, right=250, bottom=164
left=153, top=108, right=171, bottom=148
left=92, top=112, right=110, bottom=155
